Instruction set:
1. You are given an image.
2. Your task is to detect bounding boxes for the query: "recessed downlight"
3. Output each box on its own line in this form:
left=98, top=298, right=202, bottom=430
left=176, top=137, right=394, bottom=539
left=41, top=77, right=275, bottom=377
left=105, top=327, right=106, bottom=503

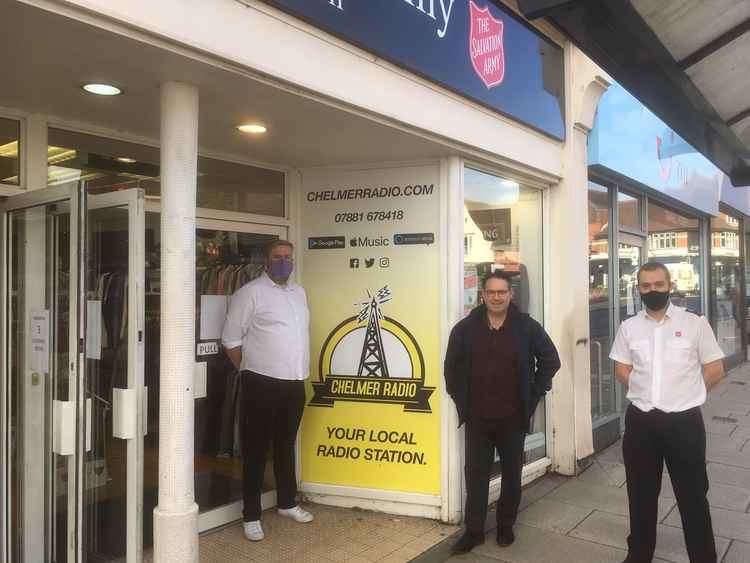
left=82, top=83, right=122, bottom=96
left=116, top=157, right=136, bottom=164
left=237, top=123, right=267, bottom=135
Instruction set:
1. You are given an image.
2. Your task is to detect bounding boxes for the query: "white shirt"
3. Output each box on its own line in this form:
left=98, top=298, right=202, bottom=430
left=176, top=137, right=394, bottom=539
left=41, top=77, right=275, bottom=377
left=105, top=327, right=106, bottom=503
left=609, top=303, right=724, bottom=413
left=221, top=272, right=310, bottom=380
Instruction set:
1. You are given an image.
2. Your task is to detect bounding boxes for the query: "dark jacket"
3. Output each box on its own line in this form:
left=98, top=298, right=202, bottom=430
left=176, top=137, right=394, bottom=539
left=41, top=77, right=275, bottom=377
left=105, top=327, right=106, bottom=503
left=444, top=303, right=561, bottom=431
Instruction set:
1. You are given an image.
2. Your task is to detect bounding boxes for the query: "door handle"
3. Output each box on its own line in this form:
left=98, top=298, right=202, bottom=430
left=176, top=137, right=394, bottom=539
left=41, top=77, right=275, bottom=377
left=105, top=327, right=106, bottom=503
left=86, top=398, right=92, bottom=452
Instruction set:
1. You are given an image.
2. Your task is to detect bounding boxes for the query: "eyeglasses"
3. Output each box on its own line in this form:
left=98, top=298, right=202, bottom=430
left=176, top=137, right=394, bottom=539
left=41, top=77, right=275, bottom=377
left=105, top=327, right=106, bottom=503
left=483, top=289, right=510, bottom=297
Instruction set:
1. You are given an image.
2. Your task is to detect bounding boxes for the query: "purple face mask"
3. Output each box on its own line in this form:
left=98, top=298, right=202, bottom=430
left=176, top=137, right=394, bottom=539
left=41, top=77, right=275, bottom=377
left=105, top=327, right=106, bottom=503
left=268, top=258, right=293, bottom=280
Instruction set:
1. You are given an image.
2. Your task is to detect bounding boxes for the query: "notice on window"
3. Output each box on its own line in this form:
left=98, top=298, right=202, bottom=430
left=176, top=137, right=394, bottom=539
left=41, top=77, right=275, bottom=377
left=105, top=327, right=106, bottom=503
left=30, top=309, right=50, bottom=375
left=200, top=295, right=228, bottom=341
left=86, top=300, right=102, bottom=360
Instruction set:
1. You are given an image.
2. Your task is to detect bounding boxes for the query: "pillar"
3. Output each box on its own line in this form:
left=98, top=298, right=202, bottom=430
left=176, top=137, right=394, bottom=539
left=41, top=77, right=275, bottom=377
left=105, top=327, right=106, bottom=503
left=548, top=47, right=610, bottom=475
left=153, top=81, right=199, bottom=563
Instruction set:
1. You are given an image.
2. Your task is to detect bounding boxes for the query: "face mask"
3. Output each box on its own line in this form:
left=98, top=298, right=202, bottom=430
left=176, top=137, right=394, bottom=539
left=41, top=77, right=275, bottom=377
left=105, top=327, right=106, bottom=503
left=268, top=258, right=293, bottom=280
left=640, top=290, right=670, bottom=311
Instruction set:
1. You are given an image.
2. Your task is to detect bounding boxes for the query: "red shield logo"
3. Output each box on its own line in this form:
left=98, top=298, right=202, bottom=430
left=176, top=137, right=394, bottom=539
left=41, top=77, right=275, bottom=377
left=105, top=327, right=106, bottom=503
left=469, top=1, right=505, bottom=88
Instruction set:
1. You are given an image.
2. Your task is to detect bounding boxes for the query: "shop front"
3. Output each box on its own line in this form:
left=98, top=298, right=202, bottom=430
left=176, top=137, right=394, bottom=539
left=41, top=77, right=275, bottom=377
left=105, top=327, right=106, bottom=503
left=1, top=0, right=611, bottom=561
left=587, top=82, right=750, bottom=452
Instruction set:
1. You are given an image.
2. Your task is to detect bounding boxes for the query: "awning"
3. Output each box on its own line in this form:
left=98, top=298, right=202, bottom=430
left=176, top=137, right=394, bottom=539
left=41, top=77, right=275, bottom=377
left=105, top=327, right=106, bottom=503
left=518, top=0, right=750, bottom=186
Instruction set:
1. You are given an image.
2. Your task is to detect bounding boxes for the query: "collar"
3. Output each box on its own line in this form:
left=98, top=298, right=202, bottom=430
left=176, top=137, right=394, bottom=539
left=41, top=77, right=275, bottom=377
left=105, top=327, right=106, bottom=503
left=641, top=301, right=676, bottom=323
left=261, top=271, right=296, bottom=291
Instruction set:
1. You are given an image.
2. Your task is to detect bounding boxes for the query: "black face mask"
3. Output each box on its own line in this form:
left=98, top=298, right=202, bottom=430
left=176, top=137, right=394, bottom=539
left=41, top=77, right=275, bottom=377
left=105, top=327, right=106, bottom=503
left=640, top=290, right=670, bottom=311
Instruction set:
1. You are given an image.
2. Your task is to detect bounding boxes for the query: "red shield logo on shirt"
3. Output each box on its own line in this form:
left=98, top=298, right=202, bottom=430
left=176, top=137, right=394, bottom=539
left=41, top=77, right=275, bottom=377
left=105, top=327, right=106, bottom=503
left=469, top=1, right=505, bottom=88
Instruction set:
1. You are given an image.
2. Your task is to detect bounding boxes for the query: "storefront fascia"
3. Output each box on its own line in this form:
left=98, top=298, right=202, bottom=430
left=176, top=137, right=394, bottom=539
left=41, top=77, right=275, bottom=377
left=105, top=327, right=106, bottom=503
left=1, top=0, right=613, bottom=560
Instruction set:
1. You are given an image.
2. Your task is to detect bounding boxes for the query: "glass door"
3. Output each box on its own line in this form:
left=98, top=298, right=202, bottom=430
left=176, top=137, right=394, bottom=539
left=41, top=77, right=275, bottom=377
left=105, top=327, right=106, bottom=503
left=82, top=189, right=145, bottom=563
left=138, top=207, right=288, bottom=538
left=1, top=185, right=145, bottom=563
left=1, top=184, right=81, bottom=563
left=192, top=220, right=287, bottom=532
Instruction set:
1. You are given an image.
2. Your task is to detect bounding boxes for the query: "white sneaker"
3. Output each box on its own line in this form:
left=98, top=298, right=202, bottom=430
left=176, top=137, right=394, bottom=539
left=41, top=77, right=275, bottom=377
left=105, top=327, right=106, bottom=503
left=277, top=505, right=314, bottom=523
left=243, top=520, right=264, bottom=541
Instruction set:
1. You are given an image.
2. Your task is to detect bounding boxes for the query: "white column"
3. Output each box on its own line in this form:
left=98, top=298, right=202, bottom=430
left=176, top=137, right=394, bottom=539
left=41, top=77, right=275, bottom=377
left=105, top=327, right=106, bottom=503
left=153, top=81, right=199, bottom=563
left=443, top=155, right=464, bottom=524
left=548, top=47, right=610, bottom=475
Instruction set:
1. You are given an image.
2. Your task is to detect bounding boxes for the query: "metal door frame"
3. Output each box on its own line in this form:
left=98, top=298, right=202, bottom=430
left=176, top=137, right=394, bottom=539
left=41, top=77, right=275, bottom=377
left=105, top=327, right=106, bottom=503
left=86, top=188, right=146, bottom=563
left=0, top=183, right=82, bottom=563
left=0, top=185, right=145, bottom=563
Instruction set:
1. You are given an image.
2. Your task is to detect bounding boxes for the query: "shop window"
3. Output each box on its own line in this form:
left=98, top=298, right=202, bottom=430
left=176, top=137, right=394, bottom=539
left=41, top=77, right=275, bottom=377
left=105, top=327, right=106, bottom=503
left=463, top=167, right=546, bottom=466
left=588, top=182, right=619, bottom=440
left=46, top=128, right=285, bottom=216
left=710, top=211, right=743, bottom=359
left=617, top=191, right=641, bottom=231
left=647, top=201, right=702, bottom=314
left=0, top=117, right=21, bottom=185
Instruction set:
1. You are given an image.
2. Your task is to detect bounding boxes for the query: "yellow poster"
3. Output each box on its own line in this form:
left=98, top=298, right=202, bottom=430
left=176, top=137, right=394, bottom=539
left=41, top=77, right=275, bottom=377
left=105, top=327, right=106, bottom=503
left=300, top=164, right=441, bottom=495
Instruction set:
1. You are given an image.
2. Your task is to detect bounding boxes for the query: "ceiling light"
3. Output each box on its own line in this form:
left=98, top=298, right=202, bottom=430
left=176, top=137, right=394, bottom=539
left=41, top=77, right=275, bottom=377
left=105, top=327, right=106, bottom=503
left=116, top=157, right=137, bottom=164
left=82, top=83, right=122, bottom=96
left=237, top=123, right=267, bottom=134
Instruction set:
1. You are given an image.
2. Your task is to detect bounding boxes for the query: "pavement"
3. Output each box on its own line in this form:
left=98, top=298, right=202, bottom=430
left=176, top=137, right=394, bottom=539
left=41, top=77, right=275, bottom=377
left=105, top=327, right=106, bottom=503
left=414, top=363, right=750, bottom=563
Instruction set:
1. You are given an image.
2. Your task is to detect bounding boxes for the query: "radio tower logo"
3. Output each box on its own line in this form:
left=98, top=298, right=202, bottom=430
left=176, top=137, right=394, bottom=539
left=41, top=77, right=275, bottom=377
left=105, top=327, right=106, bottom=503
left=357, top=287, right=392, bottom=378
left=309, top=286, right=434, bottom=413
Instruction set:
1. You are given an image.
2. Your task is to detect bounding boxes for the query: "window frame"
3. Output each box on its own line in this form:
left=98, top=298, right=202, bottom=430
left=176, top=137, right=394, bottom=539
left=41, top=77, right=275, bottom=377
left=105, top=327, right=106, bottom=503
left=0, top=111, right=25, bottom=193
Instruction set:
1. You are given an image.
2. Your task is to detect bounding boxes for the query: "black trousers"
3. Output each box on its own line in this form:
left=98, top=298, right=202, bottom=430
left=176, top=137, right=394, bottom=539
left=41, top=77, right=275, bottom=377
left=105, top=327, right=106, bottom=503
left=464, top=416, right=525, bottom=536
left=623, top=404, right=716, bottom=563
left=240, top=371, right=305, bottom=522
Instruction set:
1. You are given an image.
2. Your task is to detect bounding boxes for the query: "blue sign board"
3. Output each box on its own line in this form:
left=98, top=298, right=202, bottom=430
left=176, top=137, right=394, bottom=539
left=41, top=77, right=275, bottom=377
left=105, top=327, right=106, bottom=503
left=263, top=0, right=565, bottom=140
left=589, top=83, right=750, bottom=216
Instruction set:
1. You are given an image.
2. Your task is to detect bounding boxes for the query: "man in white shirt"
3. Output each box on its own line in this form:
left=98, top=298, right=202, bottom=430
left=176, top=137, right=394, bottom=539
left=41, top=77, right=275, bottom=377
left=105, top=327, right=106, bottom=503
left=222, top=240, right=313, bottom=542
left=609, top=262, right=725, bottom=563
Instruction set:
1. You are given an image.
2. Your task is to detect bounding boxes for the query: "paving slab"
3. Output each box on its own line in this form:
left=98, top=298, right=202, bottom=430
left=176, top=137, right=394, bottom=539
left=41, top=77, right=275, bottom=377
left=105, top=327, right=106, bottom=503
left=706, top=482, right=750, bottom=512
left=516, top=499, right=592, bottom=534
left=704, top=420, right=738, bottom=436
left=663, top=505, right=750, bottom=543
left=723, top=540, right=750, bottom=563
left=568, top=510, right=730, bottom=563
left=576, top=460, right=627, bottom=488
left=707, top=462, right=750, bottom=489
left=728, top=426, right=750, bottom=449
left=546, top=480, right=675, bottom=521
left=706, top=443, right=750, bottom=469
left=472, top=523, right=628, bottom=563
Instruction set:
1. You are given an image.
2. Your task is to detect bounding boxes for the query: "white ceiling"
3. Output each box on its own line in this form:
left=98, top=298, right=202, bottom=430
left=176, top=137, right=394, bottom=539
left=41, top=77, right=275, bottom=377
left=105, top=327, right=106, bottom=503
left=632, top=0, right=750, bottom=148
left=1, top=1, right=451, bottom=168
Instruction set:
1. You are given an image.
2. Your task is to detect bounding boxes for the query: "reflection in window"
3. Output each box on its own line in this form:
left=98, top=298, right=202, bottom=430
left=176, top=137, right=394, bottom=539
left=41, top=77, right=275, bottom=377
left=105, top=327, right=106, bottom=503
left=710, top=211, right=743, bottom=358
left=647, top=201, right=702, bottom=314
left=588, top=183, right=617, bottom=426
left=46, top=128, right=285, bottom=216
left=463, top=167, right=545, bottom=466
left=0, top=117, right=21, bottom=185
left=617, top=192, right=641, bottom=231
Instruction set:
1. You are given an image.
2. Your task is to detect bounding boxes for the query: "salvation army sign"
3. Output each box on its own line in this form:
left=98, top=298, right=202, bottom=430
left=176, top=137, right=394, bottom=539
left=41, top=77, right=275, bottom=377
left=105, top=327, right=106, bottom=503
left=261, top=0, right=565, bottom=140
left=469, top=1, right=505, bottom=88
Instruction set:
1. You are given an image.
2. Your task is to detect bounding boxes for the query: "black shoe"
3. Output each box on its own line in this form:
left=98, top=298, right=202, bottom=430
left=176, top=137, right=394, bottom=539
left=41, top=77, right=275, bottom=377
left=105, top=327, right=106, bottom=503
left=496, top=526, right=515, bottom=547
left=450, top=532, right=485, bottom=553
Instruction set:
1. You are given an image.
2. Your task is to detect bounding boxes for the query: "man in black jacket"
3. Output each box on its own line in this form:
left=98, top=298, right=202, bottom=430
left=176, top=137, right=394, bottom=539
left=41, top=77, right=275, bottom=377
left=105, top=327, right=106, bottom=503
left=444, top=271, right=560, bottom=553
